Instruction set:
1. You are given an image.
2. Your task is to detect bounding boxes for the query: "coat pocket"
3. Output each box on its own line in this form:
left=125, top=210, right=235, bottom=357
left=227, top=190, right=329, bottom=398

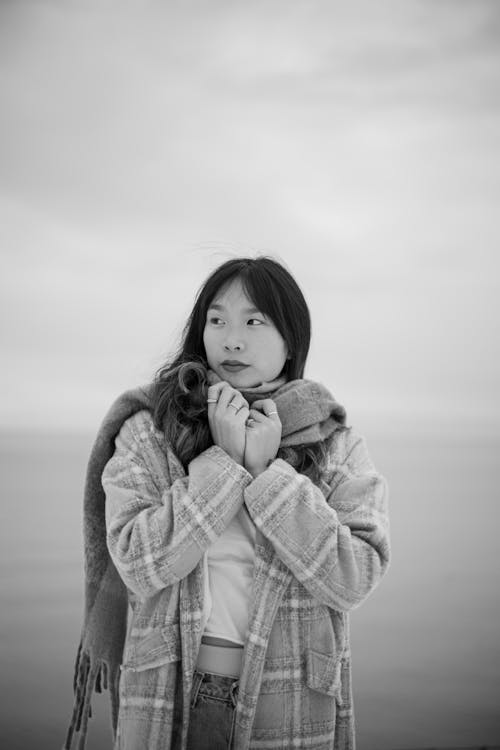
left=121, top=624, right=181, bottom=672
left=305, top=647, right=343, bottom=705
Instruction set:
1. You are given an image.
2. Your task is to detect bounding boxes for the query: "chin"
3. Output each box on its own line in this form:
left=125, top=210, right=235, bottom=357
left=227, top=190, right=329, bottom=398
left=224, top=372, right=262, bottom=389
left=240, top=379, right=263, bottom=390
left=233, top=377, right=262, bottom=390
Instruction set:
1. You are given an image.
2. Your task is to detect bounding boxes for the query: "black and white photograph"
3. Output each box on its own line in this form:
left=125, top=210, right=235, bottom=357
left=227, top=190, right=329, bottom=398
left=1, top=2, right=499, bottom=749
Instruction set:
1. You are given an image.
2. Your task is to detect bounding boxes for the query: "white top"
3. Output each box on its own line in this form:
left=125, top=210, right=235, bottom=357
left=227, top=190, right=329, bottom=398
left=202, top=504, right=256, bottom=645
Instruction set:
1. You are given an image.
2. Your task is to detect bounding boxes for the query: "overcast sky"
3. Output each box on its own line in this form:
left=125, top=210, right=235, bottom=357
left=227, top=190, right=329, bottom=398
left=1, top=0, right=499, bottom=436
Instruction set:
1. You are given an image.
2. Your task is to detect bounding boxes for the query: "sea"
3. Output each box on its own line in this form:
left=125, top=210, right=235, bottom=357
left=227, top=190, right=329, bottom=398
left=1, top=430, right=499, bottom=750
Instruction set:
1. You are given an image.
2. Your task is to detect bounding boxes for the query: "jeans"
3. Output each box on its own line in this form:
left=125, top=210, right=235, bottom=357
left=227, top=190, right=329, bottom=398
left=186, top=670, right=239, bottom=750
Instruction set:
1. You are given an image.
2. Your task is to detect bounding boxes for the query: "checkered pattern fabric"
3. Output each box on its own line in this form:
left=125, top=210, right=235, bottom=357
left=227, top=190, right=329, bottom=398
left=101, top=404, right=390, bottom=749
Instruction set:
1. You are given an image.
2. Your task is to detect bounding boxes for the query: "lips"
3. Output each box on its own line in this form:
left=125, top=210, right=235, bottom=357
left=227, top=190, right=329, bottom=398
left=221, top=360, right=249, bottom=373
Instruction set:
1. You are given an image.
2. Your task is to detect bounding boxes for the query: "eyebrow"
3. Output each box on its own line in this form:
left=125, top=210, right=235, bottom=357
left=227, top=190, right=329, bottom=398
left=208, top=303, right=262, bottom=315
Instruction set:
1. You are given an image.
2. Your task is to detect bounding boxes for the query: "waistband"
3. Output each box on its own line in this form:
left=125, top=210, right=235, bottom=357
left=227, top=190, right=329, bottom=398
left=196, top=642, right=243, bottom=678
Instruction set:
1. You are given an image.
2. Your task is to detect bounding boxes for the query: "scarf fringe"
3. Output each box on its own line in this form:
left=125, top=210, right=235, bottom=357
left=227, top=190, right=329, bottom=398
left=64, top=642, right=120, bottom=750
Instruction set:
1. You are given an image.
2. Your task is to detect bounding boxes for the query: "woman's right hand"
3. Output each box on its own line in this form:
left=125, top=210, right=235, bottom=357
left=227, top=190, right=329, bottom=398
left=206, top=382, right=249, bottom=465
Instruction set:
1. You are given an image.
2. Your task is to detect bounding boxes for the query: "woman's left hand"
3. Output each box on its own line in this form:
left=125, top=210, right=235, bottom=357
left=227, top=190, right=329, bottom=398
left=244, top=399, right=282, bottom=478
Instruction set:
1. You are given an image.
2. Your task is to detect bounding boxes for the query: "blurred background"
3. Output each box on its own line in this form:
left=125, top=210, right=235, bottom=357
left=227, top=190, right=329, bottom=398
left=1, top=1, right=499, bottom=748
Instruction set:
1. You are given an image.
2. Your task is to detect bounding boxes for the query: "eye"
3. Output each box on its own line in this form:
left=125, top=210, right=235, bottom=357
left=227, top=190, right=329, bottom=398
left=247, top=318, right=264, bottom=326
left=208, top=316, right=225, bottom=325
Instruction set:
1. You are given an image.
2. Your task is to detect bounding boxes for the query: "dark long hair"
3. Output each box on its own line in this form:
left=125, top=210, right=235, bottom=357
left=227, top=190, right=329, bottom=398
left=152, top=257, right=329, bottom=481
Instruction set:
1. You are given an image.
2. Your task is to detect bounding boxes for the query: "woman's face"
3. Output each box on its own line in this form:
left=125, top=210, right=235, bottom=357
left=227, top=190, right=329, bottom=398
left=203, top=278, right=288, bottom=389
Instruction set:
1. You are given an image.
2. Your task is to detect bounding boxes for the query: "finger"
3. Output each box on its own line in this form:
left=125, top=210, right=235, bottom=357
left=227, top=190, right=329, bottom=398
left=227, top=395, right=249, bottom=413
left=207, top=381, right=228, bottom=405
left=217, top=384, right=242, bottom=410
left=250, top=399, right=280, bottom=420
left=247, top=408, right=268, bottom=423
left=208, top=382, right=234, bottom=410
left=218, top=385, right=248, bottom=410
left=207, top=382, right=249, bottom=414
left=207, top=381, right=234, bottom=396
left=234, top=405, right=250, bottom=424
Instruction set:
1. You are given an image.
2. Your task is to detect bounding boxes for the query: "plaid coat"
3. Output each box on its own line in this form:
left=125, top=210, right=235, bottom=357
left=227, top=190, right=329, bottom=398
left=102, top=409, right=390, bottom=750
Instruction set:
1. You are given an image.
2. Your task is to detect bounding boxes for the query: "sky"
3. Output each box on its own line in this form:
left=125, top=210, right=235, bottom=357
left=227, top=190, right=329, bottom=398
left=1, top=0, right=499, bottom=436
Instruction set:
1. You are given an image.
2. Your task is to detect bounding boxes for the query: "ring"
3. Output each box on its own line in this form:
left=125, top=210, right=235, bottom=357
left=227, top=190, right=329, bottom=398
left=267, top=410, right=278, bottom=416
left=206, top=398, right=218, bottom=404
left=228, top=402, right=239, bottom=411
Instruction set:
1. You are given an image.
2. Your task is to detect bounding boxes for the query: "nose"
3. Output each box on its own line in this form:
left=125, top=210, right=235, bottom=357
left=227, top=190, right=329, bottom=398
left=223, top=329, right=245, bottom=352
left=223, top=340, right=242, bottom=352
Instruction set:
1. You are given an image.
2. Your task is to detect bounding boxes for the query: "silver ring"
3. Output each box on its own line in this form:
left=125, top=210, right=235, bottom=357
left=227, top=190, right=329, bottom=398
left=228, top=402, right=239, bottom=411
left=206, top=398, right=218, bottom=404
left=267, top=410, right=278, bottom=416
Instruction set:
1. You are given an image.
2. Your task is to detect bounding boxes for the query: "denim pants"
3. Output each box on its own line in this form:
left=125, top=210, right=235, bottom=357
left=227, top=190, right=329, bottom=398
left=186, top=670, right=239, bottom=750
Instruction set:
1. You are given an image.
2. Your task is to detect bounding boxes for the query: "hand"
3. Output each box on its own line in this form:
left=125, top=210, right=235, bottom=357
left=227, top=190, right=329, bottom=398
left=206, top=382, right=250, bottom=465
left=244, top=399, right=282, bottom=478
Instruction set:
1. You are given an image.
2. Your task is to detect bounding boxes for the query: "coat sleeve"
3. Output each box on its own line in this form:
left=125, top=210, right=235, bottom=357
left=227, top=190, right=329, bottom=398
left=243, top=427, right=390, bottom=611
left=102, top=410, right=252, bottom=599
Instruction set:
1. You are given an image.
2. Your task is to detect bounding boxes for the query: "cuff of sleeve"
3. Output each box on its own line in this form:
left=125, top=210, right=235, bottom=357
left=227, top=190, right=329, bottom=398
left=270, top=458, right=297, bottom=475
left=190, top=445, right=253, bottom=486
left=244, top=458, right=298, bottom=528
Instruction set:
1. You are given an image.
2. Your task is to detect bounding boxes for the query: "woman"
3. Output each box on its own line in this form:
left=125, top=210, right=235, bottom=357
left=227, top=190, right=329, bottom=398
left=65, top=256, right=390, bottom=750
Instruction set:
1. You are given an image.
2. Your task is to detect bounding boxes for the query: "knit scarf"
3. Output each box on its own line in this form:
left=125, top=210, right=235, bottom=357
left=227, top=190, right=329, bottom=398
left=64, top=377, right=346, bottom=749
